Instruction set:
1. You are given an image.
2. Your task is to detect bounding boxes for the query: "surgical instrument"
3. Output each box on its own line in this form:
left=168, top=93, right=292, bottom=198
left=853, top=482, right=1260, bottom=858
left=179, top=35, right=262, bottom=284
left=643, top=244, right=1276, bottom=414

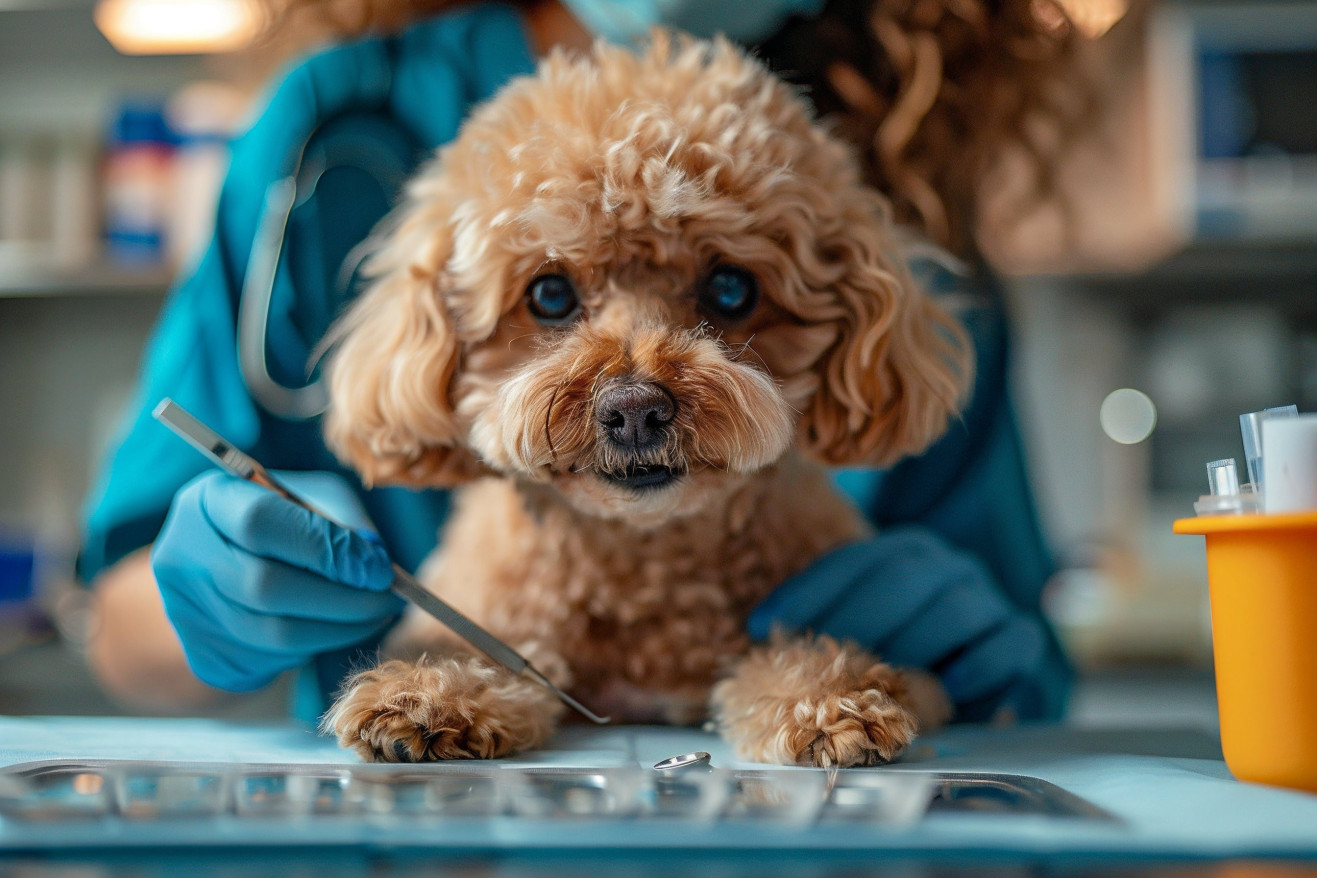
left=152, top=398, right=610, bottom=725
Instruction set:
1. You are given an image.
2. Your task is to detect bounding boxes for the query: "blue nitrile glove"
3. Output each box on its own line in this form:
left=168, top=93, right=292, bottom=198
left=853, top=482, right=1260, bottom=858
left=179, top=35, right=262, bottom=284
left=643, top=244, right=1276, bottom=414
left=152, top=470, right=401, bottom=692
left=748, top=527, right=1067, bottom=721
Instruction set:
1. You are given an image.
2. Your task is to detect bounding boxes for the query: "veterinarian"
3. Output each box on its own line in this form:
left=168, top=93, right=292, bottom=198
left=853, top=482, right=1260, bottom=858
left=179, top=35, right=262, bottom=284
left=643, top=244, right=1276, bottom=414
left=81, top=0, right=1079, bottom=726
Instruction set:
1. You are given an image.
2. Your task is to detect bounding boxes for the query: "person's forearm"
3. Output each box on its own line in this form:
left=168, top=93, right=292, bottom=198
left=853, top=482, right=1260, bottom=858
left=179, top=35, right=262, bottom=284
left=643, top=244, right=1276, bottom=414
left=86, top=547, right=222, bottom=711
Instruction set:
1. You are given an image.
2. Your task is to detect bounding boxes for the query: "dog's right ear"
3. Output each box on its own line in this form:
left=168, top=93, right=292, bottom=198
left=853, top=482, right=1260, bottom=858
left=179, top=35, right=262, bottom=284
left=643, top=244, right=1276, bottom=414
left=322, top=182, right=487, bottom=488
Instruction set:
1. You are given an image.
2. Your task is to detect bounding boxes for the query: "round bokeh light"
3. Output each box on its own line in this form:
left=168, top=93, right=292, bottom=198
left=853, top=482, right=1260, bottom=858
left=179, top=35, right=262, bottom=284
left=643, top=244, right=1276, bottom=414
left=1100, top=388, right=1157, bottom=445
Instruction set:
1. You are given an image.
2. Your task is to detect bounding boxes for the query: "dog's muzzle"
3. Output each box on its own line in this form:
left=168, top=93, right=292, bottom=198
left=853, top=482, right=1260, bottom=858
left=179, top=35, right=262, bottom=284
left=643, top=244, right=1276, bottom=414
left=596, top=382, right=680, bottom=490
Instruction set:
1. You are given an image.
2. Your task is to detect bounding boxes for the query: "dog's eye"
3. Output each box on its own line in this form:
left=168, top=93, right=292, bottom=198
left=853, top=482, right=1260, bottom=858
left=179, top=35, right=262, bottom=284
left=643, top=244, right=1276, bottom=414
left=699, top=266, right=759, bottom=323
left=526, top=274, right=581, bottom=324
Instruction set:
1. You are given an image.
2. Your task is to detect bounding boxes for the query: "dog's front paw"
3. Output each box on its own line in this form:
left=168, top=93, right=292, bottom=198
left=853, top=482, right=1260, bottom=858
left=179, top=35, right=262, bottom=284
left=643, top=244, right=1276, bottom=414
left=711, top=635, right=921, bottom=768
left=779, top=686, right=919, bottom=767
left=322, top=656, right=561, bottom=762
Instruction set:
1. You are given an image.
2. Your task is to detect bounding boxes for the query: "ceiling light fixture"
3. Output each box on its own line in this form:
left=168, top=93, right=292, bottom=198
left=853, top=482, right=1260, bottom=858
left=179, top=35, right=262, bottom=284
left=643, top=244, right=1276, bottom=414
left=94, top=0, right=264, bottom=55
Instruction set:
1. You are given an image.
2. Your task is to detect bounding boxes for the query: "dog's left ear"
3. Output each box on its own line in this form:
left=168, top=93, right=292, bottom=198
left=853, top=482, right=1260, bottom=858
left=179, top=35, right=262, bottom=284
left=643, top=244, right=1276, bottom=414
left=322, top=177, right=488, bottom=488
left=797, top=195, right=972, bottom=468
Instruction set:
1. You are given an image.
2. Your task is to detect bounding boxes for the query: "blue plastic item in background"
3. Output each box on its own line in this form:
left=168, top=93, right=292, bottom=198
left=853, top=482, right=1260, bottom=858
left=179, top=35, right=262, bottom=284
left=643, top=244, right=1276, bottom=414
left=0, top=536, right=35, bottom=606
left=103, top=102, right=176, bottom=265
left=0, top=534, right=39, bottom=654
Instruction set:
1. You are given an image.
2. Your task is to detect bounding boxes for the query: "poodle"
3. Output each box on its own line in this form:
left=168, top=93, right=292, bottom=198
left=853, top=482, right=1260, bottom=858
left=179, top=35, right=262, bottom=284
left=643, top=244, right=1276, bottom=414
left=320, top=31, right=969, bottom=767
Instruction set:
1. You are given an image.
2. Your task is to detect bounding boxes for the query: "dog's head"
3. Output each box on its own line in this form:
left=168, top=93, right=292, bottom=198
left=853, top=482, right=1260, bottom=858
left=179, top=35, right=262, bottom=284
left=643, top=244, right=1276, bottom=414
left=325, top=33, right=969, bottom=523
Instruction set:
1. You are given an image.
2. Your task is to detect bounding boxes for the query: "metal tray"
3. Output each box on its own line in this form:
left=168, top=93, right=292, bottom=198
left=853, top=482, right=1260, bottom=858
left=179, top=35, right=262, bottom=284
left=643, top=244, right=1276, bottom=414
left=0, top=760, right=1115, bottom=826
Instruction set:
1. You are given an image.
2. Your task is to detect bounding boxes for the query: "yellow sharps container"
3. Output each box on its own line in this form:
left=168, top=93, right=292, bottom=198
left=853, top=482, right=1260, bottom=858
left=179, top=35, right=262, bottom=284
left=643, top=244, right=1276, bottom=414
left=1174, top=510, right=1317, bottom=794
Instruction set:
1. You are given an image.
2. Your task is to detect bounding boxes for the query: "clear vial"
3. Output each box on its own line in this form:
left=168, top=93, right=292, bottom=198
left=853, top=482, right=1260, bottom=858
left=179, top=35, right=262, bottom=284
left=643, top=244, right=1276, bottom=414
left=1207, top=458, right=1240, bottom=496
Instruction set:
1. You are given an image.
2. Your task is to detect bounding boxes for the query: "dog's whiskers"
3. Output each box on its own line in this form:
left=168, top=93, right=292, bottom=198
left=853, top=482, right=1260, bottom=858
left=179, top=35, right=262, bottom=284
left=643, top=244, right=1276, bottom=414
left=544, top=383, right=563, bottom=462
left=730, top=335, right=773, bottom=374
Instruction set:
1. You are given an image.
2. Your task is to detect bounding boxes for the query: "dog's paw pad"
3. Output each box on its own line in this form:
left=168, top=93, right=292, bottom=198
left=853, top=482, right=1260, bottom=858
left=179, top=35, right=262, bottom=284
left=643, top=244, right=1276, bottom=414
left=324, top=658, right=559, bottom=763
left=790, top=689, right=919, bottom=768
left=330, top=699, right=464, bottom=762
left=334, top=695, right=515, bottom=762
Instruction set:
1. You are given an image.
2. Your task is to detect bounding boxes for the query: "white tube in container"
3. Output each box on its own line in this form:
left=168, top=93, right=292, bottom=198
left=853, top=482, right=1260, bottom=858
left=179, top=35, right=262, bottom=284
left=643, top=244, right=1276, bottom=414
left=1240, top=405, right=1297, bottom=495
left=1261, top=414, right=1317, bottom=514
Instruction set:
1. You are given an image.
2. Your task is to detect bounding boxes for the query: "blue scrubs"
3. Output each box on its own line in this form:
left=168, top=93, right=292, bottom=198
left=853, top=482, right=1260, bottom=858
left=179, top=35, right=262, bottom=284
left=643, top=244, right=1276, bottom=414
left=79, top=5, right=537, bottom=720
left=830, top=261, right=1068, bottom=721
left=81, top=6, right=536, bottom=579
left=79, top=4, right=1067, bottom=723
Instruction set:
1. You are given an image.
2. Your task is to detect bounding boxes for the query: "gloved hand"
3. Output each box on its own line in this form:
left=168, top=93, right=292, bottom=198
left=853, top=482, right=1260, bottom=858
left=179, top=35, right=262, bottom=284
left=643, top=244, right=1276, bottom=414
left=152, top=470, right=401, bottom=692
left=748, top=527, right=1069, bottom=721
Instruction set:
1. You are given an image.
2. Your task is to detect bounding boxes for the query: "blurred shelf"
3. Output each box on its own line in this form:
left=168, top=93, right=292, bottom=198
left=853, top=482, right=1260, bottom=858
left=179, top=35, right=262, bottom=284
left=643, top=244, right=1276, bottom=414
left=0, top=247, right=172, bottom=298
left=1055, top=240, right=1317, bottom=317
left=1011, top=239, right=1317, bottom=316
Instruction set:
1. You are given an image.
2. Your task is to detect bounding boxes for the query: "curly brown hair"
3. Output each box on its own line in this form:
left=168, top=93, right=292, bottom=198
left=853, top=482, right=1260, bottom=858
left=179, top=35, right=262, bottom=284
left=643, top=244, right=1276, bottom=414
left=262, top=0, right=1089, bottom=258
left=756, top=0, right=1090, bottom=258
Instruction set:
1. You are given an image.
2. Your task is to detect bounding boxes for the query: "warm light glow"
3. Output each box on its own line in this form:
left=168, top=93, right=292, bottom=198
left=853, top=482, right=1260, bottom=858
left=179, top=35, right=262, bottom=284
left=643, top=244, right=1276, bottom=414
left=1055, top=0, right=1129, bottom=38
left=95, top=0, right=264, bottom=55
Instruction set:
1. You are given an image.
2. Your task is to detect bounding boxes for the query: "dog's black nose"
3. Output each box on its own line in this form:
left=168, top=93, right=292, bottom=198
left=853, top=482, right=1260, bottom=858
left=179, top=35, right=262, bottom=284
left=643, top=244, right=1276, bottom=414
left=597, top=383, right=675, bottom=449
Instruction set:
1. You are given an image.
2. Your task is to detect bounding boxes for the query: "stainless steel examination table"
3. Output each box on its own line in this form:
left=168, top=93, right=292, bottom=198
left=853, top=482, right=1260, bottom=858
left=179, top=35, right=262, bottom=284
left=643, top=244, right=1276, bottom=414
left=2, top=716, right=1316, bottom=871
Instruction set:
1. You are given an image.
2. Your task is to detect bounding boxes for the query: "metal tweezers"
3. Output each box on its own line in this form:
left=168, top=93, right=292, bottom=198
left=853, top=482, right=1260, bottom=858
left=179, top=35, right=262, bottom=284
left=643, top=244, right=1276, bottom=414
left=153, top=398, right=610, bottom=725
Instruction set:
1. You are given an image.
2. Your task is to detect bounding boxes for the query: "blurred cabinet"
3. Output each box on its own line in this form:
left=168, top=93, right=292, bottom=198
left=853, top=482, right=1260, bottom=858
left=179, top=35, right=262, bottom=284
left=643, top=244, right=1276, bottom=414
left=1008, top=242, right=1317, bottom=667
left=992, top=1, right=1317, bottom=667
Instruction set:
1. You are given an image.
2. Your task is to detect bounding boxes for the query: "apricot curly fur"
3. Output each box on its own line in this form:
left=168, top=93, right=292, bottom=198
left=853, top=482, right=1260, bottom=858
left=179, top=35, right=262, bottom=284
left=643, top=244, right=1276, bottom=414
left=324, top=33, right=969, bottom=482
left=259, top=0, right=1089, bottom=258
left=322, top=34, right=963, bottom=762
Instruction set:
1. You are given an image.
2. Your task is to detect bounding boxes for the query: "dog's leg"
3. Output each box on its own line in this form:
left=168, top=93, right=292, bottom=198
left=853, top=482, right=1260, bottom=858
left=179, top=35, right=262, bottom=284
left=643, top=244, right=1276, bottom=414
left=711, top=635, right=949, bottom=768
left=323, top=650, right=565, bottom=762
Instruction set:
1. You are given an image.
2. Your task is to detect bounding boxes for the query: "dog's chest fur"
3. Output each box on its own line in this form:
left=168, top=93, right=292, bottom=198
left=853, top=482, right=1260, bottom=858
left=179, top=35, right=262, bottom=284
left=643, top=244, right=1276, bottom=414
left=397, top=454, right=869, bottom=723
